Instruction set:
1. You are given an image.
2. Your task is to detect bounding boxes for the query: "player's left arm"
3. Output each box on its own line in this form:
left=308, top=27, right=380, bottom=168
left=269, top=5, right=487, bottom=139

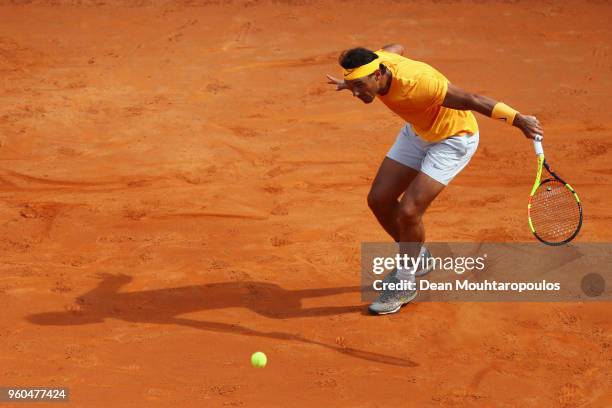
left=442, top=83, right=543, bottom=140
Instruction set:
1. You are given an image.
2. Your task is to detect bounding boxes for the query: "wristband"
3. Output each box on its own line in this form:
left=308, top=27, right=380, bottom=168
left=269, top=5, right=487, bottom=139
left=492, top=102, right=518, bottom=125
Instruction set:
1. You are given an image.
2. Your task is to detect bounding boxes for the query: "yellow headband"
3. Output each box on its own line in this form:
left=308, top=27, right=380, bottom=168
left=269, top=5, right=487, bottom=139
left=343, top=52, right=382, bottom=80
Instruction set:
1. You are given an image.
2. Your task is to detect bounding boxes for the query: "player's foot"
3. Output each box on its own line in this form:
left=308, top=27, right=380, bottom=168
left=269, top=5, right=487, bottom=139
left=368, top=274, right=417, bottom=315
left=368, top=246, right=434, bottom=315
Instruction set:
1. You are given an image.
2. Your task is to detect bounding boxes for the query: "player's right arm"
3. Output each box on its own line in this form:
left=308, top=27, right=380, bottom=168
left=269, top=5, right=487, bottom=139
left=442, top=83, right=543, bottom=140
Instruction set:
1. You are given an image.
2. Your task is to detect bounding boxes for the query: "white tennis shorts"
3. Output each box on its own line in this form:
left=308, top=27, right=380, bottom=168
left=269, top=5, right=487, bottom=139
left=387, top=124, right=479, bottom=185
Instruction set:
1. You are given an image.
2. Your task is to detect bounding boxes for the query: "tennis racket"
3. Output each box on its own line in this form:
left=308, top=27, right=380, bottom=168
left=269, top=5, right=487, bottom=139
left=528, top=136, right=582, bottom=245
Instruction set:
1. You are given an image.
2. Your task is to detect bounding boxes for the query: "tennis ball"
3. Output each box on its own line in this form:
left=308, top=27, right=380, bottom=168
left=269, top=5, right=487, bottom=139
left=251, top=352, right=267, bottom=368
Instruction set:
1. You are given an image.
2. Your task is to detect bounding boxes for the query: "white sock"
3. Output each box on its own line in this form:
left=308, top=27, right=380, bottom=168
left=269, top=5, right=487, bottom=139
left=395, top=244, right=425, bottom=281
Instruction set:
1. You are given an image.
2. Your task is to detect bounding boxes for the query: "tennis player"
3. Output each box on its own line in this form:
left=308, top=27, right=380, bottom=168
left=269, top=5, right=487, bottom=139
left=326, top=44, right=543, bottom=314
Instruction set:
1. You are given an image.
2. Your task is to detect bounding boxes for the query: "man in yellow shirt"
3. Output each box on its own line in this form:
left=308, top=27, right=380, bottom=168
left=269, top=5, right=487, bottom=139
left=326, top=44, right=543, bottom=314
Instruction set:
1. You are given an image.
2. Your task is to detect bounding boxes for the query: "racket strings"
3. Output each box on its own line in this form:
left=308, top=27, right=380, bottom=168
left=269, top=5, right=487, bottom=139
left=530, top=180, right=581, bottom=242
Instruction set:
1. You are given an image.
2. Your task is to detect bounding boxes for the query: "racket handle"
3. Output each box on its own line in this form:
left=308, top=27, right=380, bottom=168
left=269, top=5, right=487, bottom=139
left=533, top=135, right=544, bottom=155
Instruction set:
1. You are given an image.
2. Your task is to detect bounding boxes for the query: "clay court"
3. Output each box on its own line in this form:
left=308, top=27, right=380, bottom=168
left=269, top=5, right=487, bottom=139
left=1, top=0, right=611, bottom=406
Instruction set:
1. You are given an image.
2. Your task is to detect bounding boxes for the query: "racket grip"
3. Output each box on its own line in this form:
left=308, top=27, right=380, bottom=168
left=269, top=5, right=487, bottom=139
left=533, top=135, right=544, bottom=155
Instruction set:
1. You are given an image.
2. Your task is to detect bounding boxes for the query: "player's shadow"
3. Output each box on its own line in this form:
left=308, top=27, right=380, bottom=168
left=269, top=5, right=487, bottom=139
left=27, top=273, right=417, bottom=367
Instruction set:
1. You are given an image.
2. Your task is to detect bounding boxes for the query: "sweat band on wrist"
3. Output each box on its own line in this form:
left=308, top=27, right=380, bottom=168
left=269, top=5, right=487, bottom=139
left=492, top=102, right=518, bottom=125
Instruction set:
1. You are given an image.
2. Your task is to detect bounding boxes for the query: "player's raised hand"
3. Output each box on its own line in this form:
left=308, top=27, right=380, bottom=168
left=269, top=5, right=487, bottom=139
left=514, top=114, right=543, bottom=140
left=326, top=74, right=348, bottom=91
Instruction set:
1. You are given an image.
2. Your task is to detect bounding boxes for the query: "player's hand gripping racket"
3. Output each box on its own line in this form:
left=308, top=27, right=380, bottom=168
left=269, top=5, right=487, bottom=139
left=528, top=136, right=582, bottom=245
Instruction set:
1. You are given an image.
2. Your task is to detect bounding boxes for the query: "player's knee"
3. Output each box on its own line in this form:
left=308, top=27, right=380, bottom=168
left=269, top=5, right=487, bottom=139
left=397, top=202, right=422, bottom=227
left=367, top=189, right=388, bottom=213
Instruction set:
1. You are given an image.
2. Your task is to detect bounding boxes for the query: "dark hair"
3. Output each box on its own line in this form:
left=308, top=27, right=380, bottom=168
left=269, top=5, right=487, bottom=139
left=339, top=47, right=386, bottom=74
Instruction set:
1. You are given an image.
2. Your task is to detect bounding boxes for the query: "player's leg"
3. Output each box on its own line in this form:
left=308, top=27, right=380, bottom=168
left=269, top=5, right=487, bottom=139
left=397, top=133, right=479, bottom=261
left=367, top=173, right=444, bottom=315
left=396, top=172, right=445, bottom=262
left=367, top=157, right=418, bottom=242
left=367, top=124, right=426, bottom=241
left=368, top=133, right=479, bottom=315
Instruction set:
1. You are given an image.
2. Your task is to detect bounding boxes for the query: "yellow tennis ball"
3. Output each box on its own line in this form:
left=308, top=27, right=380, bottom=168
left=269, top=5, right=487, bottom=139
left=251, top=352, right=267, bottom=368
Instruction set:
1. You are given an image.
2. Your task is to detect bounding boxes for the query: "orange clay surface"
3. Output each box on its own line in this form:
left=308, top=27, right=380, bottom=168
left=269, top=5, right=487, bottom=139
left=1, top=1, right=611, bottom=407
